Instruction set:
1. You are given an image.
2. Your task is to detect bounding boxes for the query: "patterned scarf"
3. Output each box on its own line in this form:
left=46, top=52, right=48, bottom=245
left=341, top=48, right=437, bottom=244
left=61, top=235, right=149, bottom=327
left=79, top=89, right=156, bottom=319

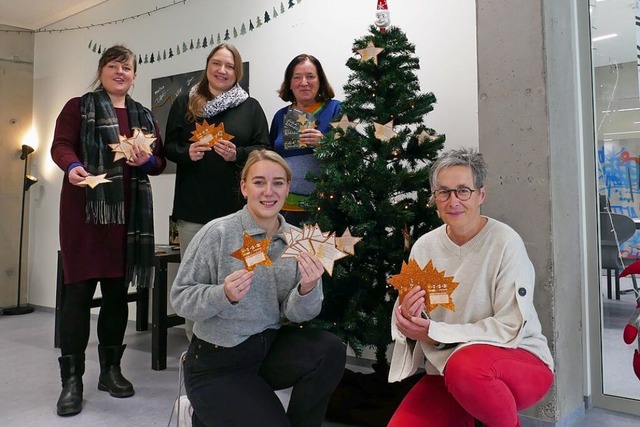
left=80, top=89, right=157, bottom=289
left=193, top=83, right=249, bottom=118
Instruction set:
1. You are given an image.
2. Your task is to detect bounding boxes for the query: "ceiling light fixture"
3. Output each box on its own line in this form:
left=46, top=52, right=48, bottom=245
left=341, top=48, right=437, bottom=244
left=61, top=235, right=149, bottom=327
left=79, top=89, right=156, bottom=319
left=592, top=33, right=618, bottom=42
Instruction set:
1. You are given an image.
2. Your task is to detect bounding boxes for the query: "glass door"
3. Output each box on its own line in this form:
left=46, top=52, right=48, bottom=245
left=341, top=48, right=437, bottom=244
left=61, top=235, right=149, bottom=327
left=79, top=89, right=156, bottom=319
left=591, top=0, right=640, bottom=413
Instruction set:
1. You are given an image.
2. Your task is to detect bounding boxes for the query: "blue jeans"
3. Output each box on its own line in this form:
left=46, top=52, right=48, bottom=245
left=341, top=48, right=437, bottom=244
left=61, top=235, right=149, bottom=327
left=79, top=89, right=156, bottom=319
left=184, top=326, right=346, bottom=427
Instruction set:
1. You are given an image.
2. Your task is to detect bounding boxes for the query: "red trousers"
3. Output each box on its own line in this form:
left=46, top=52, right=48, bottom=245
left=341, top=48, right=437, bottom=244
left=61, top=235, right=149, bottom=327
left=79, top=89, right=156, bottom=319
left=388, top=344, right=553, bottom=427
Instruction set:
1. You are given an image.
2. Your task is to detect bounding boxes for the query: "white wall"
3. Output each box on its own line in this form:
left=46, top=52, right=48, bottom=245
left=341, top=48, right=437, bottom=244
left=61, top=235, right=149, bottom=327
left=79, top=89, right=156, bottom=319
left=28, top=0, right=477, bottom=309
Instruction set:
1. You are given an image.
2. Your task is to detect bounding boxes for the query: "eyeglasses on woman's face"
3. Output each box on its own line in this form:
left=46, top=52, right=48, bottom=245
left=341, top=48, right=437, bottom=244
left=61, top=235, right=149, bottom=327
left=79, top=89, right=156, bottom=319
left=433, top=186, right=477, bottom=202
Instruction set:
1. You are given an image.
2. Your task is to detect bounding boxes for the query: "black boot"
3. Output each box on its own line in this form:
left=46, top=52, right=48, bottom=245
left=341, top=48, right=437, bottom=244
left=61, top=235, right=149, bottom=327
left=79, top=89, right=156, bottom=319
left=56, top=354, right=85, bottom=416
left=97, top=344, right=134, bottom=398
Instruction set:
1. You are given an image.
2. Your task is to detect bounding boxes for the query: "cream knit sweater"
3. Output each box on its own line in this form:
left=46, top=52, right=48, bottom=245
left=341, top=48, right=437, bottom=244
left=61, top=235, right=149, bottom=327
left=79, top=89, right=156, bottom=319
left=389, top=217, right=554, bottom=382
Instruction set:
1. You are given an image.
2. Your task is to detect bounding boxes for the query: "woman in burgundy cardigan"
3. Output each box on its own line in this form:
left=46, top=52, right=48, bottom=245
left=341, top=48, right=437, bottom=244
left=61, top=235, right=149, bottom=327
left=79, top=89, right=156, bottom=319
left=50, top=45, right=165, bottom=417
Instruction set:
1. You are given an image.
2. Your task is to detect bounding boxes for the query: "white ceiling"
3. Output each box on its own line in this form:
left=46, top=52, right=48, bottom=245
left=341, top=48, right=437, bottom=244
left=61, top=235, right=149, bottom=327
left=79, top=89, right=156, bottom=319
left=0, top=0, right=107, bottom=30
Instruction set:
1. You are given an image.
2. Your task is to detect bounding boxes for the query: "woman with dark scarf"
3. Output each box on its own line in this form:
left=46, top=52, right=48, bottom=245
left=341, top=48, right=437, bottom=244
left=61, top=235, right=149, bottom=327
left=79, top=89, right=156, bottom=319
left=51, top=45, right=165, bottom=416
left=164, top=43, right=269, bottom=340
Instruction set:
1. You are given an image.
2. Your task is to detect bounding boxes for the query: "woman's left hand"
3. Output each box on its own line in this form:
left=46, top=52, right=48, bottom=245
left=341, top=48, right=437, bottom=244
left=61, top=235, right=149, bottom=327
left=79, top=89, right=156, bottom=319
left=297, top=252, right=324, bottom=295
left=395, top=306, right=438, bottom=344
left=299, top=128, right=323, bottom=147
left=214, top=139, right=237, bottom=162
left=126, top=143, right=152, bottom=167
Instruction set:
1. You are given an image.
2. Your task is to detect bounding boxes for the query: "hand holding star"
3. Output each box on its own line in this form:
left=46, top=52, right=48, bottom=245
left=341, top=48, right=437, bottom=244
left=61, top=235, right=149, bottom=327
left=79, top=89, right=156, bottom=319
left=224, top=269, right=254, bottom=303
left=297, top=251, right=324, bottom=295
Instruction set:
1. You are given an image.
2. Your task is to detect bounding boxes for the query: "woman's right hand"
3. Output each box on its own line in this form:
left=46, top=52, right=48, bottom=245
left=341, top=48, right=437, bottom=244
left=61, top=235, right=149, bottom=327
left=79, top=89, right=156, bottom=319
left=224, top=269, right=254, bottom=303
left=400, top=286, right=426, bottom=319
left=189, top=141, right=212, bottom=162
left=68, top=165, right=90, bottom=186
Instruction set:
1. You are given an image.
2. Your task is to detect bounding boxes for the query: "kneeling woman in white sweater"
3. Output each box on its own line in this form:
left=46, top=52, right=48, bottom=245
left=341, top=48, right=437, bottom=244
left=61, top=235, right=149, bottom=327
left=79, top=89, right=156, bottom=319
left=389, top=147, right=554, bottom=427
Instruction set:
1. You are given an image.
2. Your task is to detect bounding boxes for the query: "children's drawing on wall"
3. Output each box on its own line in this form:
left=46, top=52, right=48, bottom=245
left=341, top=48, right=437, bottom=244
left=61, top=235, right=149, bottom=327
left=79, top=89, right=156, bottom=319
left=599, top=141, right=640, bottom=258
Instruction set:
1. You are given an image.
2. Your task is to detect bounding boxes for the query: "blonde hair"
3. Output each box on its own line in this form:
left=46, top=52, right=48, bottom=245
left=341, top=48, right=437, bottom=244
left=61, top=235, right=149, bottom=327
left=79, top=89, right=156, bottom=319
left=241, top=150, right=292, bottom=182
left=186, top=43, right=243, bottom=121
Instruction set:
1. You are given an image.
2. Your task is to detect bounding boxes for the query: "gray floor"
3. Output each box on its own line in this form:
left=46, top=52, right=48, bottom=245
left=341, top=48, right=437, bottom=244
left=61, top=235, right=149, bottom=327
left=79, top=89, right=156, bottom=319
left=0, top=308, right=639, bottom=426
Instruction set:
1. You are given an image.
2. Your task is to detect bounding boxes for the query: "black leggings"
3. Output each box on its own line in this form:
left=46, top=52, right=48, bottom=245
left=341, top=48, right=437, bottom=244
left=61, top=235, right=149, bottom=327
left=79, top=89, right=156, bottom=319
left=59, top=278, right=129, bottom=356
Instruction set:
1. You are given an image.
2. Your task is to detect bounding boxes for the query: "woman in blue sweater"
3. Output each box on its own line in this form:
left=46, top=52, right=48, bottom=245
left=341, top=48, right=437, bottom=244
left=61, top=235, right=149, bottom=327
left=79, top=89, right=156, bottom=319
left=270, top=54, right=341, bottom=226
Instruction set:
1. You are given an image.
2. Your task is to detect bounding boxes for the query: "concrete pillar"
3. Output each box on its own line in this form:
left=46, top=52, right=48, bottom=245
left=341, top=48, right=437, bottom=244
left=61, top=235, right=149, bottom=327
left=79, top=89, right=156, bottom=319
left=477, top=0, right=591, bottom=424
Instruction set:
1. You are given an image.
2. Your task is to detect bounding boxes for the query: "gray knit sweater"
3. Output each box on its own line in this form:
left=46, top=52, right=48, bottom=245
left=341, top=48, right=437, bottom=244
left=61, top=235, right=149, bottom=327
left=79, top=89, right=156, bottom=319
left=389, top=217, right=554, bottom=381
left=170, top=206, right=323, bottom=347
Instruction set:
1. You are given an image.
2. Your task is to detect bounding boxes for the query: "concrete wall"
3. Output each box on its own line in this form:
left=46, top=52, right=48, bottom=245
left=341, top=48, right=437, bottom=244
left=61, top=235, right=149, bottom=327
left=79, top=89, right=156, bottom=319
left=477, top=0, right=591, bottom=423
left=0, top=25, right=34, bottom=308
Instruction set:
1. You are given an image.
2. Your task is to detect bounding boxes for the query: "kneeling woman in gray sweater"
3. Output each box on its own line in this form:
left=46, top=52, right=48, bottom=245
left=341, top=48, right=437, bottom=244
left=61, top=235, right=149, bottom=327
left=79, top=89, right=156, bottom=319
left=170, top=149, right=346, bottom=427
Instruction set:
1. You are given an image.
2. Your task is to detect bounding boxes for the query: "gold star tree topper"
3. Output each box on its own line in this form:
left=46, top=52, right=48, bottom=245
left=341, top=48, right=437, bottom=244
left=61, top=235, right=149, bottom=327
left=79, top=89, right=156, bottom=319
left=388, top=259, right=459, bottom=314
left=190, top=119, right=235, bottom=146
left=230, top=232, right=272, bottom=271
left=109, top=128, right=155, bottom=162
left=357, top=41, right=384, bottom=65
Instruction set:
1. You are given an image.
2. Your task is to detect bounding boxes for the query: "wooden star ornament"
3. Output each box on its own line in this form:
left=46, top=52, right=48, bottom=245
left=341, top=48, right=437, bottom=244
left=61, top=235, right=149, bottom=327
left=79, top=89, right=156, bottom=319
left=280, top=223, right=360, bottom=276
left=230, top=231, right=272, bottom=271
left=128, top=128, right=155, bottom=155
left=190, top=119, right=234, bottom=146
left=373, top=120, right=397, bottom=142
left=331, top=114, right=357, bottom=133
left=78, top=173, right=112, bottom=189
left=335, top=228, right=362, bottom=255
left=109, top=135, right=134, bottom=162
left=109, top=128, right=155, bottom=162
left=357, top=41, right=384, bottom=65
left=417, top=129, right=439, bottom=145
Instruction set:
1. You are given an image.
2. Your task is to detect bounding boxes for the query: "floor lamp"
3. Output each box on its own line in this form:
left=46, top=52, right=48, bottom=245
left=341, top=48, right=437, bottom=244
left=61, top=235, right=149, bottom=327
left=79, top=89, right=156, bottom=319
left=3, top=144, right=38, bottom=315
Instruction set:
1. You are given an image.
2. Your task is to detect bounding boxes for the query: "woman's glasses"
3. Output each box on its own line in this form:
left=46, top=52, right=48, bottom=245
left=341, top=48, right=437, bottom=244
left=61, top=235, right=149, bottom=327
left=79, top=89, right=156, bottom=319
left=433, top=187, right=476, bottom=202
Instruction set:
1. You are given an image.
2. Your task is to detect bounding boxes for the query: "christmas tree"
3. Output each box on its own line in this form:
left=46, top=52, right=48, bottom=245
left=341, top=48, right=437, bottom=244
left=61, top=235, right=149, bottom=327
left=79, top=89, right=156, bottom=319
left=304, top=25, right=445, bottom=366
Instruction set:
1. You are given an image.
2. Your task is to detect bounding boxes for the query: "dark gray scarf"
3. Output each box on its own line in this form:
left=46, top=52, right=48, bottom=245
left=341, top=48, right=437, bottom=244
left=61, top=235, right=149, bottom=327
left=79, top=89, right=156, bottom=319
left=80, top=89, right=157, bottom=288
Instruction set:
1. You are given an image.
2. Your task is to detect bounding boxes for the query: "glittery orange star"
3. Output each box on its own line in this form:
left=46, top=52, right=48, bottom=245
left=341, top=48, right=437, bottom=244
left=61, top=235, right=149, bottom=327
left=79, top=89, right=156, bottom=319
left=230, top=231, right=272, bottom=271
left=388, top=259, right=459, bottom=313
left=190, top=119, right=234, bottom=146
left=388, top=259, right=426, bottom=302
left=421, top=260, right=459, bottom=313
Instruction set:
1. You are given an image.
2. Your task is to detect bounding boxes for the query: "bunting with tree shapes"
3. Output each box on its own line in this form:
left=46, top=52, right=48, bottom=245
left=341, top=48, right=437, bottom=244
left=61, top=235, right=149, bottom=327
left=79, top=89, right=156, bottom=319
left=86, top=0, right=304, bottom=64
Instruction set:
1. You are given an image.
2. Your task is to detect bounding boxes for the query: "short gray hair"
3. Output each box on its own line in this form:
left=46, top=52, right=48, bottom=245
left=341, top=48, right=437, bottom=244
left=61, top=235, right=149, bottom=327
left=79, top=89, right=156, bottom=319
left=429, top=147, right=487, bottom=194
